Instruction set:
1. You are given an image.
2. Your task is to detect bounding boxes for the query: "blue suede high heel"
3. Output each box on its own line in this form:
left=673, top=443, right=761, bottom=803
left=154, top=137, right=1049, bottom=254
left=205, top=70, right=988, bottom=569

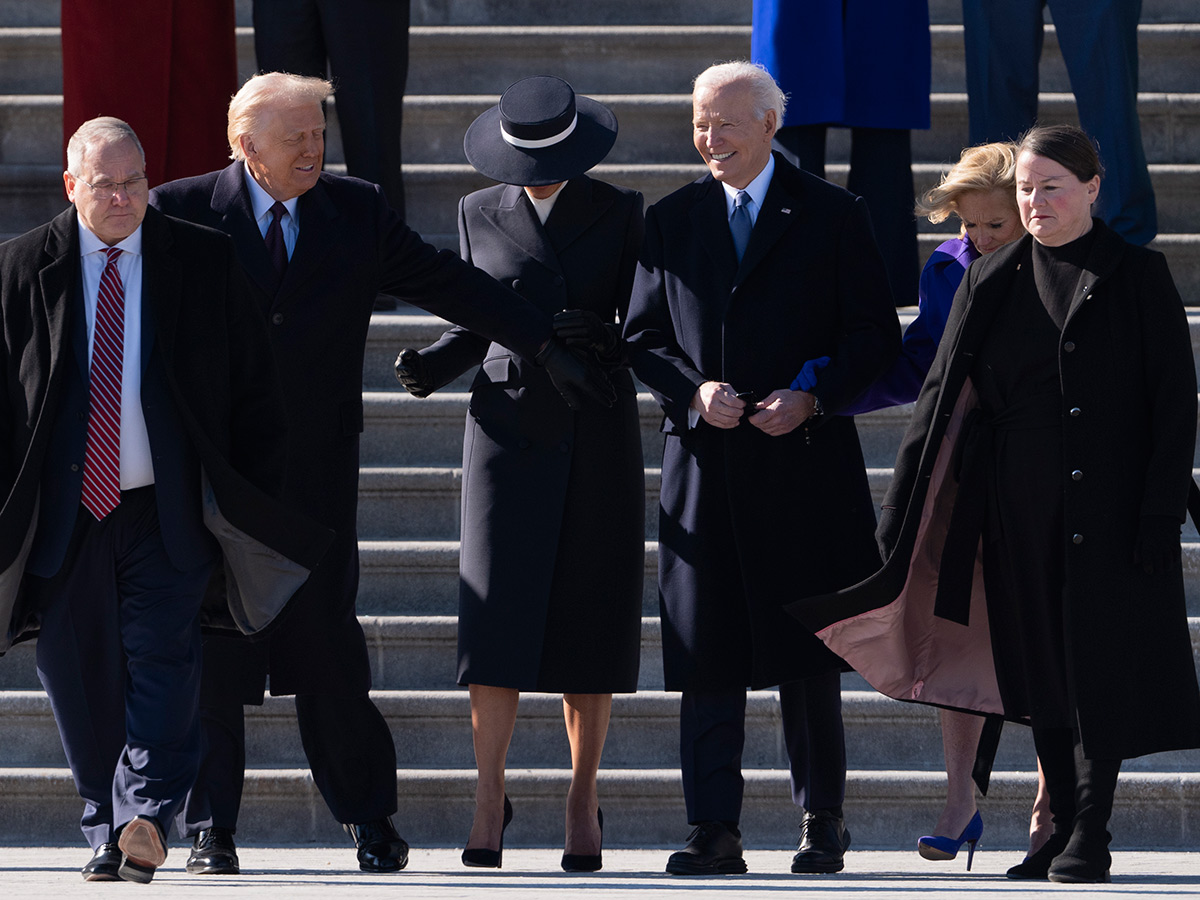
left=917, top=811, right=984, bottom=871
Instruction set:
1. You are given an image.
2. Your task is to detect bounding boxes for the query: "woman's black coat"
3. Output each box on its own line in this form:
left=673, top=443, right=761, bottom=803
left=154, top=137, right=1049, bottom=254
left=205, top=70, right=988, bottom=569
left=792, top=221, right=1200, bottom=761
left=418, top=177, right=646, bottom=692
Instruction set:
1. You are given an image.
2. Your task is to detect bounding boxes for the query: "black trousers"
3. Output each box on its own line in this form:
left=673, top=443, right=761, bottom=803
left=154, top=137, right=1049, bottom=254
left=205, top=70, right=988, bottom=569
left=30, top=487, right=212, bottom=849
left=679, top=670, right=846, bottom=826
left=774, top=123, right=918, bottom=306
left=176, top=636, right=399, bottom=836
left=253, top=0, right=410, bottom=218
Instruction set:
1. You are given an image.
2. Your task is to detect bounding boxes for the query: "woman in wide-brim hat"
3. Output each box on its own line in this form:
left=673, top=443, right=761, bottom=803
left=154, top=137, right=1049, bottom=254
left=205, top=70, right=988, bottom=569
left=395, top=75, right=646, bottom=872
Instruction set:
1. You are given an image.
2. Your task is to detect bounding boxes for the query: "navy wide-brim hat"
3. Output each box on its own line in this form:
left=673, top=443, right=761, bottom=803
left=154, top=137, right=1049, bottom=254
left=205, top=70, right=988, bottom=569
left=464, top=75, right=618, bottom=186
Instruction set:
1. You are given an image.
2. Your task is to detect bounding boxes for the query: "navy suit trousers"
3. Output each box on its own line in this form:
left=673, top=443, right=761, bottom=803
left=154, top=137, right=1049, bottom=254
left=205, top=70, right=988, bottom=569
left=30, top=486, right=212, bottom=849
left=680, top=670, right=847, bottom=826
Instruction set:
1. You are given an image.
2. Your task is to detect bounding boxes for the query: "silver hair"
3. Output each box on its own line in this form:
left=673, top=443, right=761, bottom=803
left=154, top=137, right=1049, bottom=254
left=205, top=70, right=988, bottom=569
left=693, top=61, right=788, bottom=122
left=65, top=117, right=145, bottom=175
left=227, top=72, right=334, bottom=161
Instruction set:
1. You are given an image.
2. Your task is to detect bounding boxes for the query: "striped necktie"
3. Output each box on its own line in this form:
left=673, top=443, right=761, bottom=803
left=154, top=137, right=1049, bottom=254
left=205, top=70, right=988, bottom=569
left=80, top=247, right=124, bottom=520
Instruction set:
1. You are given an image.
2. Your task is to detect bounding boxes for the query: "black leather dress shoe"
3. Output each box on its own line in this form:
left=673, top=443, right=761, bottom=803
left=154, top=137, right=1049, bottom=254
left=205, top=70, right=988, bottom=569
left=345, top=817, right=409, bottom=872
left=81, top=843, right=122, bottom=881
left=665, top=821, right=746, bottom=875
left=187, top=827, right=240, bottom=875
left=791, top=809, right=851, bottom=873
left=117, top=816, right=168, bottom=883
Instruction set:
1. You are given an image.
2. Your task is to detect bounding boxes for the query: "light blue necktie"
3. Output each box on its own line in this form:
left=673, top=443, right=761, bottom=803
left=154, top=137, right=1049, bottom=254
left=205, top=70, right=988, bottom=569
left=730, top=189, right=752, bottom=262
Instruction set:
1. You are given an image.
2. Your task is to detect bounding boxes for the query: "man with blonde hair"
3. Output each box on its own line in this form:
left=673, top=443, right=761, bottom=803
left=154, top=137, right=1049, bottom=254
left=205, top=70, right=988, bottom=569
left=152, top=71, right=612, bottom=875
left=625, top=62, right=899, bottom=875
left=0, top=116, right=326, bottom=882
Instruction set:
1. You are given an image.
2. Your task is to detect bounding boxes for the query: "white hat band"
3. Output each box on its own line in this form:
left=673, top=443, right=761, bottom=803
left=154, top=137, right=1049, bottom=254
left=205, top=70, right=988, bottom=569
left=501, top=113, right=578, bottom=149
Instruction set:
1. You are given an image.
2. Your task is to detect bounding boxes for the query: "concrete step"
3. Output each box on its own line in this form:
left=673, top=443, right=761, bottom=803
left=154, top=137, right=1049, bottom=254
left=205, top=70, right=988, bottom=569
left=3, top=24, right=1198, bottom=97
left=4, top=0, right=1197, bottom=28
left=1, top=765, right=1196, bottom=850
left=361, top=391, right=664, bottom=468
left=7, top=91, right=1200, bottom=168
left=359, top=390, right=1200, bottom=472
left=368, top=310, right=1200, bottom=392
left=5, top=685, right=1198, bottom=775
left=0, top=599, right=1193, bottom=692
left=351, top=539, right=1200, bottom=618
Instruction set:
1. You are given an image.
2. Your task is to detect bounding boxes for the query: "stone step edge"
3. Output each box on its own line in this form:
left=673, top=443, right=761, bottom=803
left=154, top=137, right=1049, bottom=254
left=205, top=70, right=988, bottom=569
left=6, top=768, right=1197, bottom=802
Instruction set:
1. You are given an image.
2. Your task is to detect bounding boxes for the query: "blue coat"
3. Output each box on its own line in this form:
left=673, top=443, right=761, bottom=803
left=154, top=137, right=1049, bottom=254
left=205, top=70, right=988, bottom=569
left=752, top=0, right=931, bottom=130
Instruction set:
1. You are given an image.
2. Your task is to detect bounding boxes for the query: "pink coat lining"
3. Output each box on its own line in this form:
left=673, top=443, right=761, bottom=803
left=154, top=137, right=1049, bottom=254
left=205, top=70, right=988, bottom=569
left=818, top=377, right=1006, bottom=715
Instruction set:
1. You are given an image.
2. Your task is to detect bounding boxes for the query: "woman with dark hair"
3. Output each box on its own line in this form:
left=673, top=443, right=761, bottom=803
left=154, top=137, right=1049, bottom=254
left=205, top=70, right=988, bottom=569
left=790, top=124, right=1200, bottom=883
left=394, top=76, right=644, bottom=873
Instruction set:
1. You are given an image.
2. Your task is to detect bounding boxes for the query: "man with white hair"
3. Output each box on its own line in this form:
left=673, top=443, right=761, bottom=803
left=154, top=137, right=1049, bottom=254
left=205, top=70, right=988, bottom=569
left=0, top=117, right=327, bottom=882
left=151, top=72, right=612, bottom=875
left=625, top=62, right=900, bottom=875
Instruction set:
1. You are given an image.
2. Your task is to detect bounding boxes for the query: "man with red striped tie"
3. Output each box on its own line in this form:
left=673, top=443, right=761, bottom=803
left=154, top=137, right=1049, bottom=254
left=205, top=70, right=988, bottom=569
left=0, top=117, right=329, bottom=883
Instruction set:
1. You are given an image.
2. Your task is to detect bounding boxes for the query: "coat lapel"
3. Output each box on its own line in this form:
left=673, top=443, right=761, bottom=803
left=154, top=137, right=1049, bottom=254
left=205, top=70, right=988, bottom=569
left=543, top=176, right=612, bottom=256
left=689, top=176, right=736, bottom=280
left=211, top=163, right=277, bottom=299
left=38, top=208, right=82, bottom=383
left=479, top=184, right=561, bottom=274
left=735, top=161, right=800, bottom=286
left=279, top=178, right=341, bottom=307
left=139, top=207, right=182, bottom=365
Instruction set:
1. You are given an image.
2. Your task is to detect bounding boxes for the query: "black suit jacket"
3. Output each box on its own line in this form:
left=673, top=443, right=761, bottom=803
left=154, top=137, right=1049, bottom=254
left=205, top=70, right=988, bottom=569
left=624, top=153, right=901, bottom=690
left=151, top=163, right=555, bottom=694
left=0, top=206, right=330, bottom=651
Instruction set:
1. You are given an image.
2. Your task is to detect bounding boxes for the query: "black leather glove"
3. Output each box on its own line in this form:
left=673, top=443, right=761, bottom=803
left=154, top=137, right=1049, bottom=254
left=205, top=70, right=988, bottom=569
left=394, top=348, right=434, bottom=398
left=876, top=506, right=901, bottom=563
left=552, top=309, right=621, bottom=357
left=1133, top=515, right=1181, bottom=575
left=535, top=338, right=616, bottom=410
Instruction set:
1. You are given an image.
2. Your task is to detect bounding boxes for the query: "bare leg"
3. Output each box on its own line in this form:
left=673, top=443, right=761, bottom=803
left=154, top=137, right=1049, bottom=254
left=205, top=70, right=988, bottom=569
left=1028, top=755, right=1052, bottom=855
left=465, top=684, right=519, bottom=851
left=562, top=693, right=611, bottom=855
left=932, top=709, right=983, bottom=837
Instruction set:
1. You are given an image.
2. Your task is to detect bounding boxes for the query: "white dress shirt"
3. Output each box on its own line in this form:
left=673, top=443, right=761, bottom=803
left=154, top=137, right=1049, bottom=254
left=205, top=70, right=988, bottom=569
left=77, top=222, right=154, bottom=489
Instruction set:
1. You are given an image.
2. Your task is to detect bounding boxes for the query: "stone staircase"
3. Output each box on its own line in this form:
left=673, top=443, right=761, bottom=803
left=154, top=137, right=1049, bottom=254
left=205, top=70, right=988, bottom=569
left=1, top=0, right=1198, bottom=855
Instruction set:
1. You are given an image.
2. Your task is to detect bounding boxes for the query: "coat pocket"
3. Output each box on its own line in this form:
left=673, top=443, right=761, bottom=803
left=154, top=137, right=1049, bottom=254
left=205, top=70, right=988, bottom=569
left=480, top=354, right=516, bottom=385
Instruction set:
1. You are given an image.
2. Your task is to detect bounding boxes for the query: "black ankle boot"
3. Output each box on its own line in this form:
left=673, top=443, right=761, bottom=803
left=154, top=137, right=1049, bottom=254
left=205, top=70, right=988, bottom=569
left=1006, top=831, right=1068, bottom=880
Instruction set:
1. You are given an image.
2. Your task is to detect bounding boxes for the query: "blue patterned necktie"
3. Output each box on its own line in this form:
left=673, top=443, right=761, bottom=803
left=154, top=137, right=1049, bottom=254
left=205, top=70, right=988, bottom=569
left=730, top=189, right=752, bottom=262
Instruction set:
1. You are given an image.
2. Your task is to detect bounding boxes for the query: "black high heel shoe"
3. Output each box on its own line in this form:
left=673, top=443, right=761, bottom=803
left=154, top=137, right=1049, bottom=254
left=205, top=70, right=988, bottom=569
left=461, top=795, right=513, bottom=868
left=561, top=807, right=603, bottom=872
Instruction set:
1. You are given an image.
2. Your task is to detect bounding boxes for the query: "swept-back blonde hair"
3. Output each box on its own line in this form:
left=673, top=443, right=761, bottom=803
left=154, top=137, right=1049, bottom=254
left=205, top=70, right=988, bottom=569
left=227, top=72, right=333, bottom=161
left=916, top=142, right=1018, bottom=224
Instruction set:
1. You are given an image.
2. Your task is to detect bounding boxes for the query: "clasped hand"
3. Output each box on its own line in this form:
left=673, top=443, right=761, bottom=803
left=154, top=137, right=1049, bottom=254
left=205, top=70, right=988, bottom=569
left=690, top=382, right=816, bottom=435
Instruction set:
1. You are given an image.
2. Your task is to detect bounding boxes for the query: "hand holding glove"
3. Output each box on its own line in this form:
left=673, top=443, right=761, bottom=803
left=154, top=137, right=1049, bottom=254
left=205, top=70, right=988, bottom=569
left=535, top=338, right=616, bottom=410
left=552, top=309, right=622, bottom=360
left=394, top=348, right=434, bottom=398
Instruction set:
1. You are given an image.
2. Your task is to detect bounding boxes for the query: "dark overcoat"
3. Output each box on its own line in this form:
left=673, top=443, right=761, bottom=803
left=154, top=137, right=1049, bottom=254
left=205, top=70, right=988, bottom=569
left=416, top=177, right=645, bottom=692
left=151, top=164, right=553, bottom=695
left=791, top=223, right=1200, bottom=761
left=624, top=154, right=901, bottom=691
left=0, top=206, right=331, bottom=651
left=751, top=0, right=931, bottom=130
